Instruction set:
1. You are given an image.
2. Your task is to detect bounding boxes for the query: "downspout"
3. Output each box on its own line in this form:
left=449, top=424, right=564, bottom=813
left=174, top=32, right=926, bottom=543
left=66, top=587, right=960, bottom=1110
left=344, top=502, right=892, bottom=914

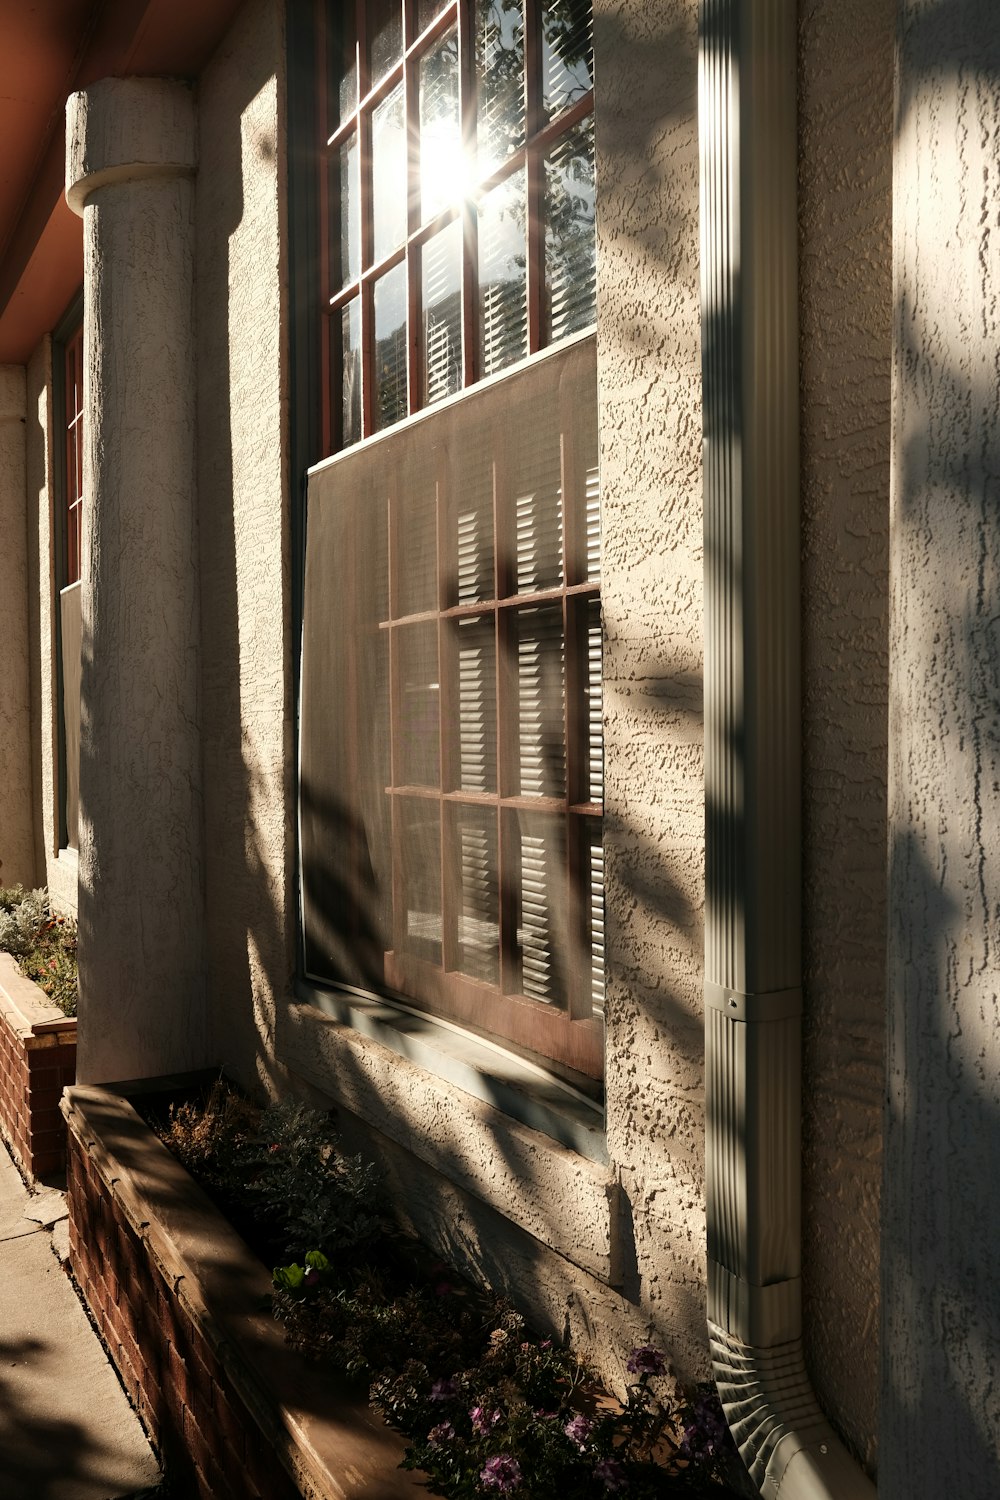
left=698, top=4, right=876, bottom=1498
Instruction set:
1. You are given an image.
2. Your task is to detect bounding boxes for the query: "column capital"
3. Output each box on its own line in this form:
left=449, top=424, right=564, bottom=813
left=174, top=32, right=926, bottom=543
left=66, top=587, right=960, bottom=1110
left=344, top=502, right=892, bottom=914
left=65, top=77, right=196, bottom=218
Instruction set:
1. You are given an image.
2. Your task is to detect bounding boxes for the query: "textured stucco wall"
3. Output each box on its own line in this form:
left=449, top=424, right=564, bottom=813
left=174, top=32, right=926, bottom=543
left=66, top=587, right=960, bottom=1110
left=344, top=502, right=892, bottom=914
left=0, top=366, right=36, bottom=888
left=595, top=0, right=707, bottom=1380
left=197, top=0, right=295, bottom=1093
left=797, top=0, right=893, bottom=1471
left=885, top=6, right=1000, bottom=1496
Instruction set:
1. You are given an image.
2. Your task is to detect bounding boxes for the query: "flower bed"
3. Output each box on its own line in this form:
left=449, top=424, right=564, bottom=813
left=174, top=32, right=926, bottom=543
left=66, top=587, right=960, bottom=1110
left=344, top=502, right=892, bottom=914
left=148, top=1080, right=742, bottom=1498
left=60, top=1081, right=426, bottom=1500
left=0, top=951, right=76, bottom=1179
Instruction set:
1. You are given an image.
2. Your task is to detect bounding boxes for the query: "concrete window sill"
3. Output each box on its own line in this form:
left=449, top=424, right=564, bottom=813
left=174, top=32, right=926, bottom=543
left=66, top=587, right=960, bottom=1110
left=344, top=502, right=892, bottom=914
left=283, top=989, right=616, bottom=1284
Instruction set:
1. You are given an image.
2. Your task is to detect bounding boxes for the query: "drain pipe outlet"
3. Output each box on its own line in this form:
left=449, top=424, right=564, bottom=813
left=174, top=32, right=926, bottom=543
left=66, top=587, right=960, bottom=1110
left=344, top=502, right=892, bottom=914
left=699, top=3, right=876, bottom=1497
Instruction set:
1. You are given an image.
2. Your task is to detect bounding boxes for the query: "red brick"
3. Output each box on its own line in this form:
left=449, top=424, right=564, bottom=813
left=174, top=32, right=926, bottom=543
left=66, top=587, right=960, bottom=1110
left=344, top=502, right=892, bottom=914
left=211, top=1383, right=247, bottom=1463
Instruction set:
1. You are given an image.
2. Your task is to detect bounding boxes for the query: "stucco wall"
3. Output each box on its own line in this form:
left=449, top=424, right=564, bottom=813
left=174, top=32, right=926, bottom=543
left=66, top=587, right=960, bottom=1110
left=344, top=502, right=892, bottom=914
left=885, top=6, right=1000, bottom=1495
left=595, top=0, right=707, bottom=1381
left=0, top=366, right=35, bottom=888
left=797, top=0, right=893, bottom=1471
left=197, top=0, right=295, bottom=1093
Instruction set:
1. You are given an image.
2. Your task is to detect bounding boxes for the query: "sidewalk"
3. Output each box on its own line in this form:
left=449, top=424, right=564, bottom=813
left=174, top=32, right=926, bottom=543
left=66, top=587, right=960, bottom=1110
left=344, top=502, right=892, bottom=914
left=0, top=1139, right=163, bottom=1500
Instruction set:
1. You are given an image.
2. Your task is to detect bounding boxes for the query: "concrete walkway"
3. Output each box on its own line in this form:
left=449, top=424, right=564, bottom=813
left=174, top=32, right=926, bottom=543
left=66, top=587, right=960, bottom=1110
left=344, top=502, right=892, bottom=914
left=0, top=1140, right=162, bottom=1500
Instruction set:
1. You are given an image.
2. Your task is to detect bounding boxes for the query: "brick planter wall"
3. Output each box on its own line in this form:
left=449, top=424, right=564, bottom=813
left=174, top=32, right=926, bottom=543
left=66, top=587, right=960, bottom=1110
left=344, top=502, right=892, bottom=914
left=0, top=952, right=76, bottom=1178
left=61, top=1084, right=426, bottom=1500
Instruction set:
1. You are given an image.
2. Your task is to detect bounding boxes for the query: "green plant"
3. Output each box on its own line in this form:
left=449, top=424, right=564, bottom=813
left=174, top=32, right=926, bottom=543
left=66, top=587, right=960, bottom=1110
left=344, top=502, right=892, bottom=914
left=0, top=885, right=78, bottom=1017
left=159, top=1082, right=382, bottom=1263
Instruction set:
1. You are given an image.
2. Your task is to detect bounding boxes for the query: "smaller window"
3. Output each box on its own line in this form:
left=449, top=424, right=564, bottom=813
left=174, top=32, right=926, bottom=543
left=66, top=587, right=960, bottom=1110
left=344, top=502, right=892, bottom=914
left=64, top=325, right=84, bottom=586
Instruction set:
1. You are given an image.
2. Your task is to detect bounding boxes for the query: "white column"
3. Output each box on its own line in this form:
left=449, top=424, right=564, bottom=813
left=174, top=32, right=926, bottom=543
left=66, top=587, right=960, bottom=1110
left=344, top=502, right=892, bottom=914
left=886, top=4, right=1000, bottom=1494
left=0, top=366, right=36, bottom=888
left=66, top=78, right=206, bottom=1083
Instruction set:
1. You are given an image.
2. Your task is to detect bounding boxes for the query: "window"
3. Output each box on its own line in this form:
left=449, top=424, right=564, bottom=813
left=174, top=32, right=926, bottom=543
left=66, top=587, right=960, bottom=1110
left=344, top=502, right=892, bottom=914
left=64, top=324, right=84, bottom=586
left=58, top=315, right=84, bottom=850
left=301, top=0, right=602, bottom=1082
left=319, top=0, right=595, bottom=452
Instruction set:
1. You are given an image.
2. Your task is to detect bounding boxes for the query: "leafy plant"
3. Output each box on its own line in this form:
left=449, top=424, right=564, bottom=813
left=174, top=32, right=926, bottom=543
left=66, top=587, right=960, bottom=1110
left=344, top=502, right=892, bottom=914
left=0, top=885, right=78, bottom=1017
left=158, top=1081, right=381, bottom=1264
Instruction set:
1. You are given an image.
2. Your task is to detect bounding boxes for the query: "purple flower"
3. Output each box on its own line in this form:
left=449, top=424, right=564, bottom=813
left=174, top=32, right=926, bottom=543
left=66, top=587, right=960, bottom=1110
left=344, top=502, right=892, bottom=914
left=564, top=1413, right=593, bottom=1449
left=594, top=1457, right=629, bottom=1493
left=429, top=1378, right=457, bottom=1402
left=625, top=1344, right=667, bottom=1378
left=678, top=1392, right=729, bottom=1460
left=303, top=1267, right=321, bottom=1288
left=427, top=1422, right=455, bottom=1447
left=471, top=1405, right=503, bottom=1435
left=480, top=1454, right=522, bottom=1492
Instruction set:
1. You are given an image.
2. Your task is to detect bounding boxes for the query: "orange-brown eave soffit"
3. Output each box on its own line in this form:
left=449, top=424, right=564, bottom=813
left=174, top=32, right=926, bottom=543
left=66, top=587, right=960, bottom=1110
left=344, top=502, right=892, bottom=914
left=0, top=0, right=244, bottom=363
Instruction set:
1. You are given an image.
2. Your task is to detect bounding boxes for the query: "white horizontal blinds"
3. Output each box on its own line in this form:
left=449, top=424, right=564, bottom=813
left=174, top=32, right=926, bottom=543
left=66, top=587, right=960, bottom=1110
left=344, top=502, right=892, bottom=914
left=455, top=615, right=497, bottom=791
left=479, top=169, right=528, bottom=377
left=583, top=819, right=604, bottom=1018
left=456, top=805, right=500, bottom=983
left=544, top=117, right=596, bottom=344
left=475, top=0, right=526, bottom=177
left=584, top=464, right=600, bottom=580
left=517, top=814, right=567, bottom=1005
left=516, top=604, right=565, bottom=797
left=511, top=412, right=563, bottom=593
left=423, top=221, right=463, bottom=406
left=302, top=337, right=603, bottom=1075
left=585, top=596, right=602, bottom=804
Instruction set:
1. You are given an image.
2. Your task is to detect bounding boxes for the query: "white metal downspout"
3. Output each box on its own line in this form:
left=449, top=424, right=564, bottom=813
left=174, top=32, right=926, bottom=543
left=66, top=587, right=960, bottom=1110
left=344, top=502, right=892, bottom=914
left=698, top=4, right=876, bottom=1497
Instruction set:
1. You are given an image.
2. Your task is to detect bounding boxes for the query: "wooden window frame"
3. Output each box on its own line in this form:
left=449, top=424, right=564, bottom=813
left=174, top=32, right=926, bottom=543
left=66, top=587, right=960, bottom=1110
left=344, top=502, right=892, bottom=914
left=318, top=0, right=596, bottom=455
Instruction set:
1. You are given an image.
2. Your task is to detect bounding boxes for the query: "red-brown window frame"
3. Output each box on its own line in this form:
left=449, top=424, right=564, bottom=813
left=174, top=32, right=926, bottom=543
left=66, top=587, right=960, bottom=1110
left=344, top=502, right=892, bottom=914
left=317, top=0, right=596, bottom=455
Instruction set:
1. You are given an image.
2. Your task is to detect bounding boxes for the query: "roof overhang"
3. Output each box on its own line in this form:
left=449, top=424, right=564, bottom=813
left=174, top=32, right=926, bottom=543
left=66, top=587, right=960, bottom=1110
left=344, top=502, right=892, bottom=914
left=0, top=0, right=245, bottom=362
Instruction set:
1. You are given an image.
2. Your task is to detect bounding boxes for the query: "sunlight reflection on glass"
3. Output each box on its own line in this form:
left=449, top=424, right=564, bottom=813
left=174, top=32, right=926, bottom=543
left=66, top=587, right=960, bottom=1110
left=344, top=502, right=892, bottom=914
left=420, top=30, right=471, bottom=221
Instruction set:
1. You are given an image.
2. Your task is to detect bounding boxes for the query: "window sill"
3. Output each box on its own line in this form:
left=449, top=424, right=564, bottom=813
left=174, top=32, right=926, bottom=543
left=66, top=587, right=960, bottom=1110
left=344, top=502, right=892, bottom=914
left=283, top=984, right=615, bottom=1283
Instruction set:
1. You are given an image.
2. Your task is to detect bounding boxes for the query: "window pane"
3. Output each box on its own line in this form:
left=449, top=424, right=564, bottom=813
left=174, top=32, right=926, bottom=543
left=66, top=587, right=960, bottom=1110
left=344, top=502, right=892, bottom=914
left=453, top=614, right=497, bottom=791
left=368, top=0, right=403, bottom=85
left=423, top=220, right=463, bottom=406
left=450, top=422, right=495, bottom=604
left=454, top=805, right=499, bottom=984
left=541, top=0, right=593, bottom=119
left=328, top=9, right=358, bottom=130
left=373, top=262, right=408, bottom=430
left=515, top=812, right=567, bottom=1006
left=341, top=297, right=362, bottom=447
left=420, top=28, right=463, bottom=223
left=394, top=442, right=439, bottom=617
left=397, top=623, right=440, bottom=786
left=479, top=168, right=527, bottom=376
left=418, top=0, right=450, bottom=32
left=336, top=133, right=361, bottom=288
left=476, top=0, right=525, bottom=177
left=510, top=415, right=563, bottom=593
left=398, top=797, right=442, bottom=960
left=544, top=116, right=596, bottom=343
left=372, top=85, right=407, bottom=264
left=516, top=603, right=565, bottom=798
